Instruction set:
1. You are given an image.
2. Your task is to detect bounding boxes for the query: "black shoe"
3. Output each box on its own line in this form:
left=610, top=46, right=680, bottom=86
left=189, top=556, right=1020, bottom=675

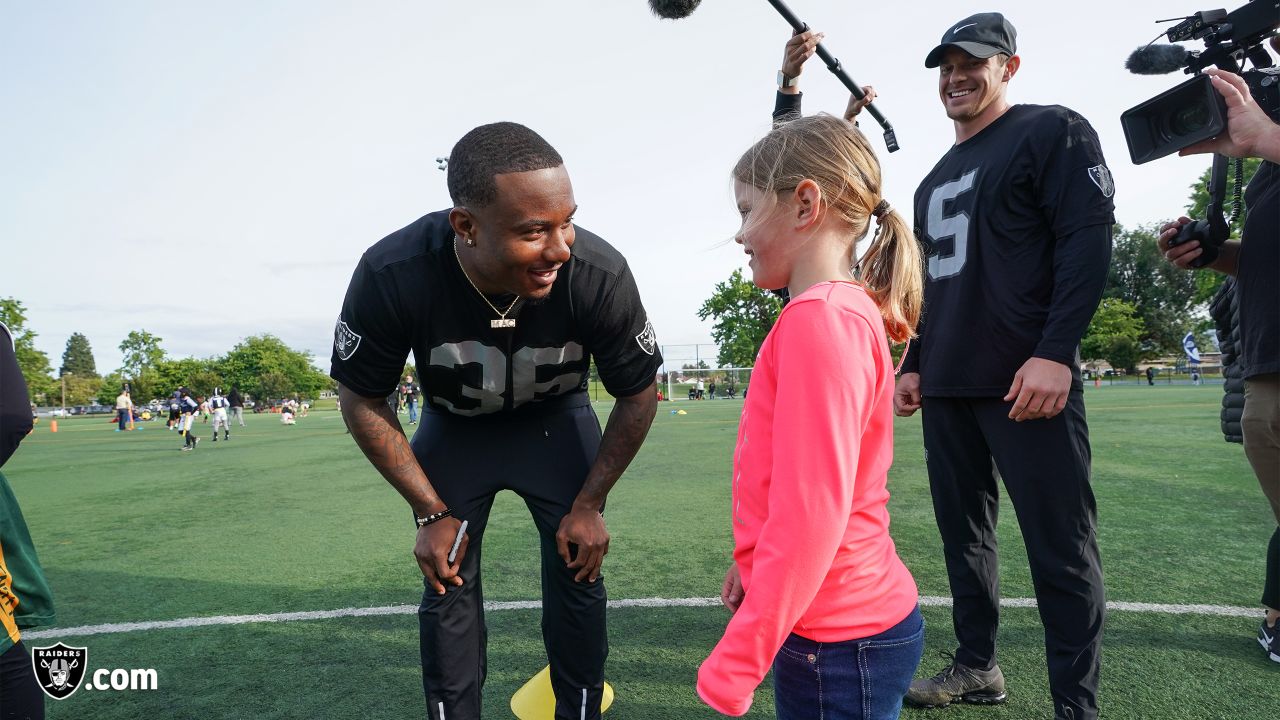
left=906, top=652, right=1007, bottom=708
left=1260, top=621, right=1280, bottom=663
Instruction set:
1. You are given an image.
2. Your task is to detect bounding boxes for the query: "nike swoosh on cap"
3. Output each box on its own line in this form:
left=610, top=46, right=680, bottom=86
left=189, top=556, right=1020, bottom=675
left=952, top=23, right=977, bottom=34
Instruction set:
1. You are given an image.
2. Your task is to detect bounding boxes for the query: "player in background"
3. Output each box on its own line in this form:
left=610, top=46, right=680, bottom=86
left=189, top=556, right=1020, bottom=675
left=179, top=388, right=200, bottom=451
left=209, top=388, right=231, bottom=442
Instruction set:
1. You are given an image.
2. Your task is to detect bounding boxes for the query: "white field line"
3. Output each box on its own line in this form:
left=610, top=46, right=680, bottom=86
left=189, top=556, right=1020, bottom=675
left=23, top=595, right=1261, bottom=641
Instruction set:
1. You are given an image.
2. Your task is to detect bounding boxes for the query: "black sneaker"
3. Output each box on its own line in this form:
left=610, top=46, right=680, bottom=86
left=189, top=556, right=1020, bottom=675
left=906, top=653, right=1007, bottom=708
left=1260, top=621, right=1280, bottom=664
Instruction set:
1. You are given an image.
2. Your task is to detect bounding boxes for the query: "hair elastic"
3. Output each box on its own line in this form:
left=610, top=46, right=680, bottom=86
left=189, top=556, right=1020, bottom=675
left=872, top=199, right=891, bottom=221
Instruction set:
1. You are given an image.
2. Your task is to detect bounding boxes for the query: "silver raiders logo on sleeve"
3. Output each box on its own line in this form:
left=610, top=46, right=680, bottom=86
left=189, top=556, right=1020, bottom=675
left=1088, top=164, right=1114, bottom=198
left=334, top=318, right=362, bottom=361
left=635, top=320, right=657, bottom=356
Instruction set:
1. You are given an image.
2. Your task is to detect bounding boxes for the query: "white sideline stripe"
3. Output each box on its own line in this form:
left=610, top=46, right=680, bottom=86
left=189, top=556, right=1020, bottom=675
left=23, top=595, right=1259, bottom=640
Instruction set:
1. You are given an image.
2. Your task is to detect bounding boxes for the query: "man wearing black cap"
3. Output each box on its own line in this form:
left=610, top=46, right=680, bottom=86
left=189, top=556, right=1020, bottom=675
left=893, top=13, right=1113, bottom=720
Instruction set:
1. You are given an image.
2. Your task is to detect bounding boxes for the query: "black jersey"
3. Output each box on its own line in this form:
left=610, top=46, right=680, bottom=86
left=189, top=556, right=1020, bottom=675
left=904, top=105, right=1115, bottom=396
left=330, top=211, right=662, bottom=416
left=1236, top=160, right=1278, bottom=379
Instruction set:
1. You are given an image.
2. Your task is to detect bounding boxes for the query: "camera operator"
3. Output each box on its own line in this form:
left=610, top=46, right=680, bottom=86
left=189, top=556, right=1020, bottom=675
left=1157, top=61, right=1280, bottom=664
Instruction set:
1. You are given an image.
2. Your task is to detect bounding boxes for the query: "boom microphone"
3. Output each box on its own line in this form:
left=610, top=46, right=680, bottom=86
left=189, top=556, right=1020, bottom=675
left=648, top=0, right=702, bottom=19
left=1125, top=44, right=1192, bottom=74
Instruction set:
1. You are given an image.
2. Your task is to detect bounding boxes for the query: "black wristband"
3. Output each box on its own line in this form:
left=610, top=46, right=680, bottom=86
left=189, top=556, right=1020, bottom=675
left=414, top=508, right=452, bottom=528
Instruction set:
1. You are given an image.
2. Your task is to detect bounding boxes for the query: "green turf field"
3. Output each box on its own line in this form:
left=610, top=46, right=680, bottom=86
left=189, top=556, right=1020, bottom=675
left=5, top=385, right=1275, bottom=719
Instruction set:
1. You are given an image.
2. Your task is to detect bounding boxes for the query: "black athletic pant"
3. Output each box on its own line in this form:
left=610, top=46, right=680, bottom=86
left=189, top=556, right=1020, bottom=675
left=0, top=641, right=44, bottom=720
left=411, top=395, right=607, bottom=720
left=921, top=391, right=1105, bottom=720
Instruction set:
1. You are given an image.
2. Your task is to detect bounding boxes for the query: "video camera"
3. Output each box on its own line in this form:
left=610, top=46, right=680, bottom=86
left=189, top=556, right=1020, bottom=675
left=1120, top=0, right=1279, bottom=266
left=1122, top=0, right=1279, bottom=165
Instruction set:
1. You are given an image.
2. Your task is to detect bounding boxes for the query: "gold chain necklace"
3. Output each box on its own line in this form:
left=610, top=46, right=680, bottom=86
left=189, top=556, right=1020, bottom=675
left=453, top=236, right=519, bottom=328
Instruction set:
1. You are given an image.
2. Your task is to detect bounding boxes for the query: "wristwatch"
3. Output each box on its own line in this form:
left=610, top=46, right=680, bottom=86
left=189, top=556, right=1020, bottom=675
left=777, top=70, right=799, bottom=89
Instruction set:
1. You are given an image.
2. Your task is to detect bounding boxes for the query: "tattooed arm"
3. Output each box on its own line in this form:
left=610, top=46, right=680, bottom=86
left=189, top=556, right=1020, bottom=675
left=338, top=383, right=466, bottom=594
left=556, top=381, right=658, bottom=582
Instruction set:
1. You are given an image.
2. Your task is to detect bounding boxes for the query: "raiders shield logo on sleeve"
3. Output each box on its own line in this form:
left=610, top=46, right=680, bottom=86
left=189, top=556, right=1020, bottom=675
left=634, top=320, right=657, bottom=356
left=334, top=318, right=362, bottom=361
left=32, top=642, right=88, bottom=700
left=1087, top=165, right=1115, bottom=198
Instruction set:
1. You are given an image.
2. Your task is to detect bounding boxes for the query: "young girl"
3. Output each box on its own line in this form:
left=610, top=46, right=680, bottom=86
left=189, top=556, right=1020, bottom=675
left=697, top=114, right=925, bottom=719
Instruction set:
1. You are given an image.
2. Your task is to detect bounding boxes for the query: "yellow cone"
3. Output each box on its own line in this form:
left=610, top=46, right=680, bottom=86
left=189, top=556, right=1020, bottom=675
left=510, top=665, right=614, bottom=719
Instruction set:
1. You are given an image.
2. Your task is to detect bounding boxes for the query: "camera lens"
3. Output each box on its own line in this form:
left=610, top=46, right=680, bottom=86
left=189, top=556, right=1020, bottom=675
left=1167, top=103, right=1211, bottom=138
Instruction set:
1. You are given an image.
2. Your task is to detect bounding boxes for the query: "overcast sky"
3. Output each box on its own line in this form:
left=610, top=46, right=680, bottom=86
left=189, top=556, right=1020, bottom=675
left=2, top=0, right=1247, bottom=374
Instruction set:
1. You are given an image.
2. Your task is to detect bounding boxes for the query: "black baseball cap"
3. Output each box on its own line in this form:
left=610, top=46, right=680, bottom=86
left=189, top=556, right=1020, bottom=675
left=924, top=12, right=1017, bottom=68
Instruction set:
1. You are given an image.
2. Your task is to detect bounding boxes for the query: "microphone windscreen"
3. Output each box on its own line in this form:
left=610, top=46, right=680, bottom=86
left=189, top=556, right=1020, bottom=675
left=648, top=0, right=702, bottom=19
left=1125, top=44, right=1190, bottom=75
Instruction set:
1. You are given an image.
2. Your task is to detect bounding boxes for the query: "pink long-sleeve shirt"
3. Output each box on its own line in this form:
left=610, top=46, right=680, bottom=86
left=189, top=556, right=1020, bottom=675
left=696, top=281, right=919, bottom=716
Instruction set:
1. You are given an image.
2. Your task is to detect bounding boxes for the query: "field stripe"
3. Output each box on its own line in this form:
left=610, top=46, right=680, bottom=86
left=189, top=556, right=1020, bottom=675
left=22, top=595, right=1259, bottom=640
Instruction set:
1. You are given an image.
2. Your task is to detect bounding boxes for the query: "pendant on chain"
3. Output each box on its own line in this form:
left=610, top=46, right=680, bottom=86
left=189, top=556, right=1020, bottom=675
left=491, top=318, right=516, bottom=328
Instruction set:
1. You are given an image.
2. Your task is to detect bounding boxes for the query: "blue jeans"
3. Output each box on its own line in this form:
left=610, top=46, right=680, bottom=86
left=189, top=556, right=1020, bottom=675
left=773, top=605, right=924, bottom=720
left=407, top=399, right=417, bottom=423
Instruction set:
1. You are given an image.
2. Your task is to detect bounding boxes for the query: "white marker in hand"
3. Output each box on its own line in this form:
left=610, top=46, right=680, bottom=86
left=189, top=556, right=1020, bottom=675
left=448, top=520, right=468, bottom=564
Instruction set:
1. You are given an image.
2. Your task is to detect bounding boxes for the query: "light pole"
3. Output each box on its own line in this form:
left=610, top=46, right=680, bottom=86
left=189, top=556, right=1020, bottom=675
left=60, top=371, right=73, bottom=413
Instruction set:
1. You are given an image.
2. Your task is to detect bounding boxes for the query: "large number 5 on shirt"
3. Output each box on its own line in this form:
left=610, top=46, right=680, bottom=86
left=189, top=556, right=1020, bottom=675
left=925, top=169, right=977, bottom=280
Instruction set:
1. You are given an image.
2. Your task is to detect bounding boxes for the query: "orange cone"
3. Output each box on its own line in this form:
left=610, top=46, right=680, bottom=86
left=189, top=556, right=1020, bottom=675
left=50, top=420, right=58, bottom=433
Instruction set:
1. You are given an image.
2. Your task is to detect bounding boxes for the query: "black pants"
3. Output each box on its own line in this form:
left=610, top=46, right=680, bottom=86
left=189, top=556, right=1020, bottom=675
left=0, top=641, right=44, bottom=720
left=411, top=396, right=607, bottom=720
left=922, top=391, right=1105, bottom=720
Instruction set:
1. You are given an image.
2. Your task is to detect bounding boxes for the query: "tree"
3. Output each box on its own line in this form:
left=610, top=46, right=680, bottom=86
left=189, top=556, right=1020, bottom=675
left=697, top=269, right=782, bottom=369
left=60, top=332, right=99, bottom=378
left=1105, top=225, right=1200, bottom=357
left=1183, top=158, right=1261, bottom=304
left=220, top=334, right=332, bottom=400
left=97, top=372, right=127, bottom=406
left=153, top=357, right=223, bottom=398
left=60, top=374, right=101, bottom=406
left=0, top=297, right=56, bottom=404
left=118, top=330, right=166, bottom=378
left=1081, top=298, right=1144, bottom=373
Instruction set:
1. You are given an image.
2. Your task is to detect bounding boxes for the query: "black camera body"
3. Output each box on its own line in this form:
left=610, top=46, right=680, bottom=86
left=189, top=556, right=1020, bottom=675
left=1121, top=0, right=1279, bottom=164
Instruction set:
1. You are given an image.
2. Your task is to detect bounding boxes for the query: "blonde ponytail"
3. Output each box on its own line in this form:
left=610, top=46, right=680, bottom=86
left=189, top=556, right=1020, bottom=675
left=857, top=205, right=923, bottom=344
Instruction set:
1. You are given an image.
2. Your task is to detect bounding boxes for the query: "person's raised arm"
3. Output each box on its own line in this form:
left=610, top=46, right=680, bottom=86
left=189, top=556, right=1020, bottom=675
left=339, top=383, right=466, bottom=595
